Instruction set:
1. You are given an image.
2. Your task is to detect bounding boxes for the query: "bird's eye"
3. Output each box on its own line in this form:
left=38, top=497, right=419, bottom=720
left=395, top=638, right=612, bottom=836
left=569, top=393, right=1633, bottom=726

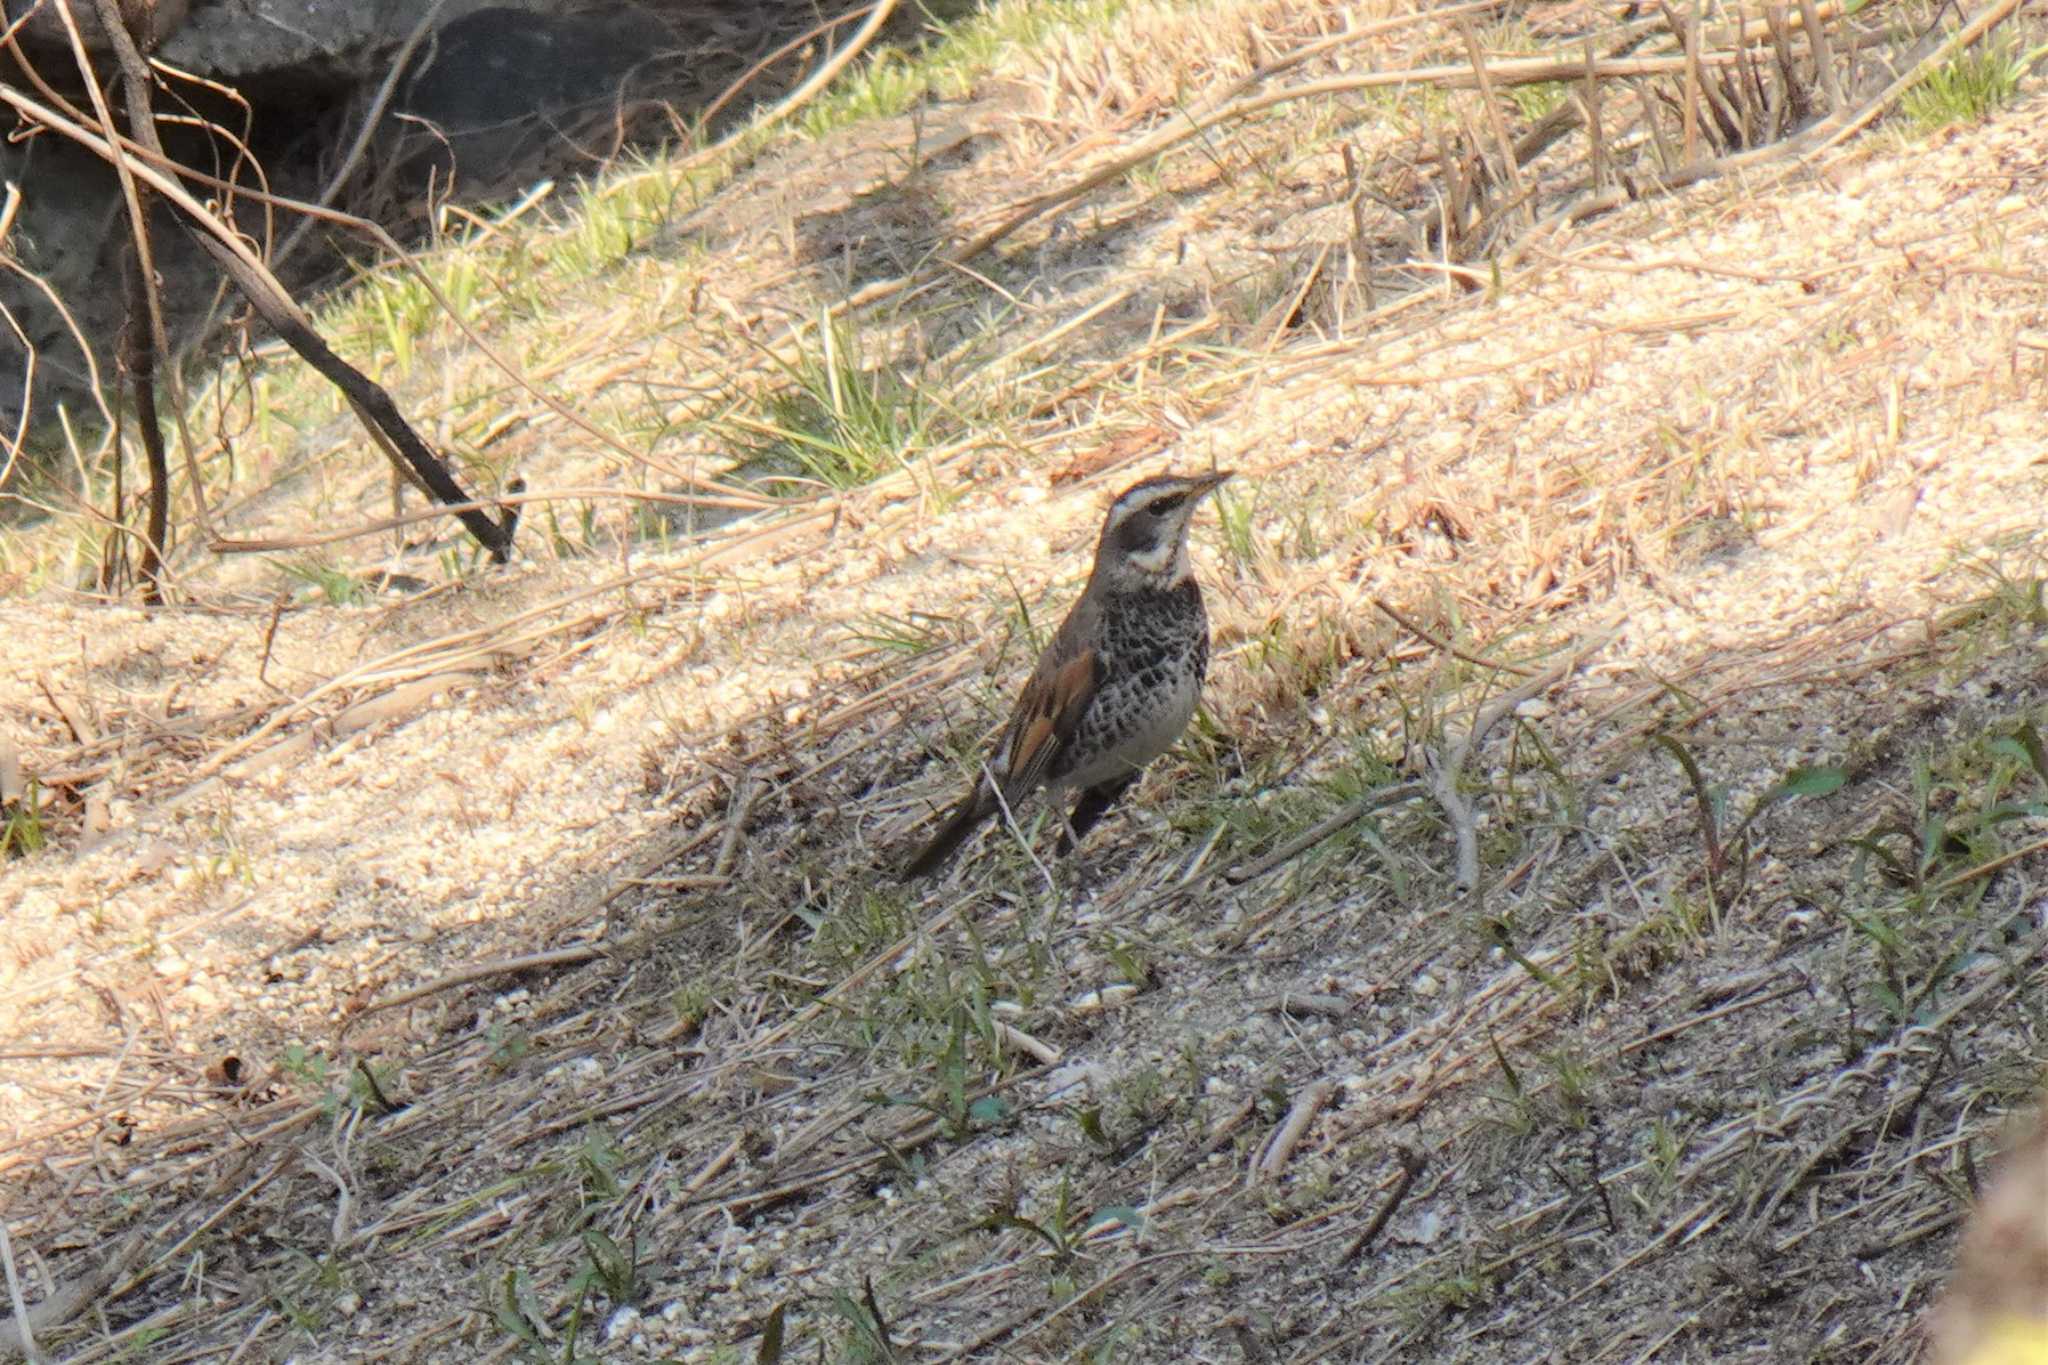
left=1147, top=496, right=1184, bottom=518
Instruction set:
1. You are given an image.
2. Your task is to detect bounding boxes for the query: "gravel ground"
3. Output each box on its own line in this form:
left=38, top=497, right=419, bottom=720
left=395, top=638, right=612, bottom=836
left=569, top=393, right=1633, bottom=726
left=2, top=5, right=2045, bottom=1360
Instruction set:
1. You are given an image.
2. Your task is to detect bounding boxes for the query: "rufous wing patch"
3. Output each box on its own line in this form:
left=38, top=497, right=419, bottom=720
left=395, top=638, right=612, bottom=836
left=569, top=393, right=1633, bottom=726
left=1048, top=649, right=1098, bottom=741
left=1001, top=646, right=1098, bottom=800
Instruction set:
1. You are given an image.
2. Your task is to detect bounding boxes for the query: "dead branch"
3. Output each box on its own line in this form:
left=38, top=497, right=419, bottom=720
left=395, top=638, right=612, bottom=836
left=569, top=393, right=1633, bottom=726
left=0, top=34, right=520, bottom=563
left=1336, top=1147, right=1428, bottom=1266
left=1459, top=20, right=1534, bottom=230
left=991, top=1020, right=1062, bottom=1065
left=1224, top=781, right=1427, bottom=885
left=1374, top=597, right=1539, bottom=676
left=1255, top=1080, right=1333, bottom=1180
left=1533, top=0, right=2025, bottom=238
left=0, top=1230, right=146, bottom=1360
left=69, top=0, right=174, bottom=596
left=117, top=245, right=167, bottom=599
left=1812, top=0, right=2024, bottom=150
left=1227, top=628, right=1610, bottom=886
left=347, top=945, right=608, bottom=1023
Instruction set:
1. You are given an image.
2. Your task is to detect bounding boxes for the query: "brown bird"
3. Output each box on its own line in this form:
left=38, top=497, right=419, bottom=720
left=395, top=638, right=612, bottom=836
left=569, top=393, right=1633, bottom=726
left=902, top=469, right=1233, bottom=879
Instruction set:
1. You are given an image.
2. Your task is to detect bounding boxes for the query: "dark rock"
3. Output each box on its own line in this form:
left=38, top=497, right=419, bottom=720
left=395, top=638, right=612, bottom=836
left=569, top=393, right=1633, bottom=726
left=159, top=1, right=530, bottom=88
left=0, top=0, right=688, bottom=442
left=1, top=0, right=189, bottom=53
left=395, top=5, right=680, bottom=192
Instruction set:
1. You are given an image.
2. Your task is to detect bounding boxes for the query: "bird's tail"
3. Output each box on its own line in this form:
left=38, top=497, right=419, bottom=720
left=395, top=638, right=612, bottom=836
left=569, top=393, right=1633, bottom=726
left=901, top=789, right=996, bottom=880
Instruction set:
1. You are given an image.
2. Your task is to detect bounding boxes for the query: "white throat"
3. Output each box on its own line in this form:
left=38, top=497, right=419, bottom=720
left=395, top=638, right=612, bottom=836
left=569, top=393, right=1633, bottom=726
left=1125, top=540, right=1186, bottom=579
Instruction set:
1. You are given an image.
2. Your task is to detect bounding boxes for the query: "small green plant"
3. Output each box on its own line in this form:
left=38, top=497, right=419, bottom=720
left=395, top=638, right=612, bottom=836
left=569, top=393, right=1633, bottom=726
left=800, top=887, right=914, bottom=974
left=851, top=611, right=950, bottom=656
left=348, top=1059, right=400, bottom=1114
left=1478, top=1037, right=1610, bottom=1140
left=1387, top=1269, right=1488, bottom=1327
left=1211, top=485, right=1259, bottom=574
left=719, top=313, right=943, bottom=493
left=1479, top=17, right=1566, bottom=120
left=203, top=800, right=256, bottom=888
left=1945, top=547, right=2048, bottom=634
left=556, top=190, right=641, bottom=276
left=822, top=1276, right=900, bottom=1363
left=1099, top=936, right=1153, bottom=993
left=543, top=500, right=602, bottom=560
left=1286, top=504, right=1323, bottom=559
left=280, top=1041, right=331, bottom=1087
left=798, top=49, right=931, bottom=136
left=438, top=252, right=483, bottom=318
left=1901, top=35, right=2029, bottom=130
left=1542, top=1048, right=1597, bottom=1126
left=1637, top=1117, right=1688, bottom=1211
left=486, top=1022, right=532, bottom=1071
left=791, top=0, right=1140, bottom=139
left=1837, top=719, right=2048, bottom=1024
left=279, top=1041, right=355, bottom=1117
left=974, top=1170, right=1137, bottom=1275
left=2, top=780, right=46, bottom=858
left=577, top=1227, right=638, bottom=1306
left=576, top=1129, right=626, bottom=1208
left=114, top=1325, right=172, bottom=1360
left=484, top=1207, right=638, bottom=1359
left=489, top=1265, right=605, bottom=1364
left=273, top=556, right=368, bottom=607
left=1507, top=79, right=1567, bottom=120
left=754, top=1303, right=788, bottom=1364
left=867, top=998, right=1010, bottom=1140
left=1655, top=737, right=1848, bottom=918
left=669, top=982, right=711, bottom=1034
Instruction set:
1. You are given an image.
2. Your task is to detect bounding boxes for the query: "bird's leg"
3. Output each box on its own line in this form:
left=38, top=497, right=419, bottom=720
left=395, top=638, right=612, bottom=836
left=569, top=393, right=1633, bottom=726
left=1057, top=805, right=1093, bottom=910
left=1058, top=773, right=1141, bottom=854
left=1058, top=773, right=1141, bottom=907
left=1055, top=804, right=1084, bottom=858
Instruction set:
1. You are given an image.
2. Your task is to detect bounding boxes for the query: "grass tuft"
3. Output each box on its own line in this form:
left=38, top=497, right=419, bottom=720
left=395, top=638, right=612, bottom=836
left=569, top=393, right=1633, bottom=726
left=1902, top=35, right=2032, bottom=129
left=718, top=314, right=948, bottom=494
left=2, top=778, right=46, bottom=858
left=794, top=0, right=1141, bottom=138
left=272, top=556, right=370, bottom=607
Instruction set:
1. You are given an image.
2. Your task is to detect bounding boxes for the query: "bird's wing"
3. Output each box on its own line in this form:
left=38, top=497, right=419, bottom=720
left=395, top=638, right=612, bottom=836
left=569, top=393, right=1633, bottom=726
left=995, top=617, right=1100, bottom=803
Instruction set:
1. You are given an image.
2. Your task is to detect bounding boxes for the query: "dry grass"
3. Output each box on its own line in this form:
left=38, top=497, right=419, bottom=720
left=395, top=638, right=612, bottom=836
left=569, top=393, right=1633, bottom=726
left=3, top=0, right=2047, bottom=1359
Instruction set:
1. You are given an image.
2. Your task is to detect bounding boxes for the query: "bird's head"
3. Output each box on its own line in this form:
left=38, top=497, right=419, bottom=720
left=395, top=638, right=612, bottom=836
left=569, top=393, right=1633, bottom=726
left=1093, top=469, right=1233, bottom=589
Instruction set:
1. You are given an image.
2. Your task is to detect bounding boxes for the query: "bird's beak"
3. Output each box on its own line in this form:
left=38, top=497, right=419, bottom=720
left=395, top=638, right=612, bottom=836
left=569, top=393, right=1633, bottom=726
left=1193, top=469, right=1235, bottom=496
